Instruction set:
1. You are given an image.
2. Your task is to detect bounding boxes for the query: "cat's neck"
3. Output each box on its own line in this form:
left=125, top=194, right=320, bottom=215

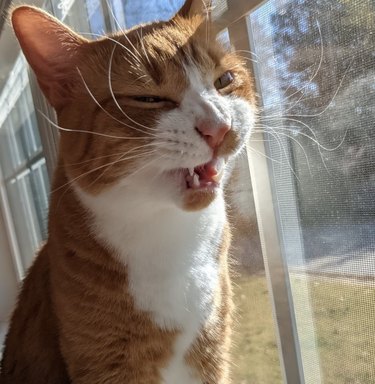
left=49, top=162, right=227, bottom=248
left=48, top=161, right=228, bottom=333
left=72, top=173, right=227, bottom=330
left=74, top=178, right=227, bottom=251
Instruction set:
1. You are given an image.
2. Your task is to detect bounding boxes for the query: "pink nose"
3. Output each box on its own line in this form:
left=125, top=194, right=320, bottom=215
left=195, top=121, right=231, bottom=149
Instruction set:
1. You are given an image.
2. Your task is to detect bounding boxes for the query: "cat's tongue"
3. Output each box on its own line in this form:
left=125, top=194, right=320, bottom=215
left=186, top=157, right=225, bottom=189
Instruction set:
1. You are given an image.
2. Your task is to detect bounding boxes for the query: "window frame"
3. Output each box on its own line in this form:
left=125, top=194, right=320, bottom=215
left=216, top=3, right=306, bottom=382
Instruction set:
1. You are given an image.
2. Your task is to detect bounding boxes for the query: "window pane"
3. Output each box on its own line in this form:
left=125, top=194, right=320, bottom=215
left=86, top=0, right=106, bottom=34
left=249, top=0, right=375, bottom=382
left=108, top=0, right=184, bottom=29
left=30, top=159, right=50, bottom=240
left=0, top=83, right=42, bottom=179
left=49, top=0, right=109, bottom=35
left=0, top=52, right=50, bottom=272
left=2, top=155, right=49, bottom=273
left=6, top=170, right=43, bottom=270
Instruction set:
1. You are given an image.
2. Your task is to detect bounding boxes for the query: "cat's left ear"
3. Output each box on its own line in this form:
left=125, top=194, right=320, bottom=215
left=176, top=0, right=213, bottom=19
left=11, top=6, right=87, bottom=110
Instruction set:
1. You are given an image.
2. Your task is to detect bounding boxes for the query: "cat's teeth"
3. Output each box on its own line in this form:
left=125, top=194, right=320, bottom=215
left=188, top=167, right=194, bottom=177
left=193, top=173, right=200, bottom=188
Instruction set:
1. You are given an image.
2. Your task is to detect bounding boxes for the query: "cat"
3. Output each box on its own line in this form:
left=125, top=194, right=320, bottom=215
left=0, top=1, right=256, bottom=383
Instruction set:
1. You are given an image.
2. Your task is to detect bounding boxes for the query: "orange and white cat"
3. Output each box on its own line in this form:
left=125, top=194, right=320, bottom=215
left=0, top=1, right=256, bottom=383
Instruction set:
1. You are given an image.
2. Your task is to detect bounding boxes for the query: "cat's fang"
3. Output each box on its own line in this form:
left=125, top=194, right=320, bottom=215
left=188, top=167, right=194, bottom=177
left=193, top=173, right=200, bottom=188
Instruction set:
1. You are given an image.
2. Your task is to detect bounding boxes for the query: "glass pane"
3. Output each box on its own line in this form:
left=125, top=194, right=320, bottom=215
left=6, top=170, right=43, bottom=270
left=50, top=0, right=109, bottom=35
left=217, top=28, right=231, bottom=49
left=249, top=0, right=375, bottom=383
left=4, top=158, right=50, bottom=271
left=30, top=159, right=50, bottom=240
left=0, top=114, right=22, bottom=179
left=86, top=0, right=106, bottom=34
left=0, top=54, right=50, bottom=273
left=0, top=82, right=43, bottom=179
left=51, top=0, right=91, bottom=33
left=18, top=86, right=42, bottom=159
left=108, top=0, right=184, bottom=29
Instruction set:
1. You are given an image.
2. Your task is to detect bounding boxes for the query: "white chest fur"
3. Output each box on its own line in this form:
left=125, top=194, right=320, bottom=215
left=76, top=184, right=226, bottom=383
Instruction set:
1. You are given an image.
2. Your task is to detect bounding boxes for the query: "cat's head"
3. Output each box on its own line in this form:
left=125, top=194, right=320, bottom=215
left=12, top=1, right=256, bottom=211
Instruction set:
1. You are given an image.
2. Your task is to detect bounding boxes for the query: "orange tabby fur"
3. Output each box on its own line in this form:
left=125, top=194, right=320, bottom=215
left=0, top=2, right=255, bottom=383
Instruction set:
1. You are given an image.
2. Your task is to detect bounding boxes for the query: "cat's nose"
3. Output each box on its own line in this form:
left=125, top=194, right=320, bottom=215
left=195, top=120, right=231, bottom=149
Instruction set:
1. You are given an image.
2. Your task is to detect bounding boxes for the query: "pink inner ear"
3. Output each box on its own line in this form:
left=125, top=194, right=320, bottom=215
left=12, top=6, right=85, bottom=108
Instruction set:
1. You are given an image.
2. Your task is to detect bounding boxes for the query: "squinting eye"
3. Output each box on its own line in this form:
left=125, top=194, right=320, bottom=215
left=134, top=96, right=164, bottom=103
left=214, top=71, right=234, bottom=90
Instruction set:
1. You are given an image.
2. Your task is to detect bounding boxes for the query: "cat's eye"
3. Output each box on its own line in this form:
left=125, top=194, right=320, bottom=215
left=129, top=95, right=177, bottom=109
left=133, top=96, right=165, bottom=103
left=214, top=71, right=234, bottom=90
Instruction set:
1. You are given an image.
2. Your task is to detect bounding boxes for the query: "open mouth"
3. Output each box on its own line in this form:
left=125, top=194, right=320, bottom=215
left=184, top=157, right=225, bottom=190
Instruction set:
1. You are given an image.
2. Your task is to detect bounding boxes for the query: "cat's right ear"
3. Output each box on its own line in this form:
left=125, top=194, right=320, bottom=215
left=11, top=6, right=87, bottom=109
left=177, top=0, right=212, bottom=19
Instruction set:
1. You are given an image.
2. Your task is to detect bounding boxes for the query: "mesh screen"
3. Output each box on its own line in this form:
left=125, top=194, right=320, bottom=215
left=250, top=0, right=375, bottom=383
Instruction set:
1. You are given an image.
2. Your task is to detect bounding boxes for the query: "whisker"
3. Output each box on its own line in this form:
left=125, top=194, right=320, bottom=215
left=263, top=126, right=313, bottom=177
left=121, top=154, right=167, bottom=184
left=203, top=0, right=210, bottom=46
left=52, top=149, right=157, bottom=195
left=235, top=55, right=258, bottom=64
left=221, top=9, right=256, bottom=31
left=261, top=128, right=300, bottom=182
left=233, top=49, right=261, bottom=61
left=260, top=39, right=353, bottom=121
left=66, top=142, right=161, bottom=167
left=281, top=58, right=353, bottom=119
left=79, top=31, right=142, bottom=67
left=258, top=120, right=348, bottom=152
left=108, top=45, right=159, bottom=133
left=38, top=110, right=151, bottom=141
left=256, top=122, right=341, bottom=176
left=247, top=144, right=283, bottom=165
left=77, top=68, right=155, bottom=136
left=137, top=28, right=152, bottom=67
left=105, top=0, right=146, bottom=65
left=258, top=92, right=338, bottom=111
left=87, top=149, right=158, bottom=188
left=279, top=20, right=324, bottom=106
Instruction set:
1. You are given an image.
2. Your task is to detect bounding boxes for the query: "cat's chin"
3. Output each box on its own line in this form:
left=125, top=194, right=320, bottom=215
left=181, top=187, right=219, bottom=211
left=171, top=156, right=226, bottom=211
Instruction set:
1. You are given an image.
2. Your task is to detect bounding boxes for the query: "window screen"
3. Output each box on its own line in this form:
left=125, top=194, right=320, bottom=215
left=249, top=0, right=375, bottom=382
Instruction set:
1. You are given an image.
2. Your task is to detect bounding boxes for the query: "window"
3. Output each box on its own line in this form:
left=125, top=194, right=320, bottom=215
left=0, top=56, right=49, bottom=275
left=0, top=0, right=374, bottom=382
left=108, top=0, right=183, bottom=28
left=246, top=0, right=375, bottom=382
